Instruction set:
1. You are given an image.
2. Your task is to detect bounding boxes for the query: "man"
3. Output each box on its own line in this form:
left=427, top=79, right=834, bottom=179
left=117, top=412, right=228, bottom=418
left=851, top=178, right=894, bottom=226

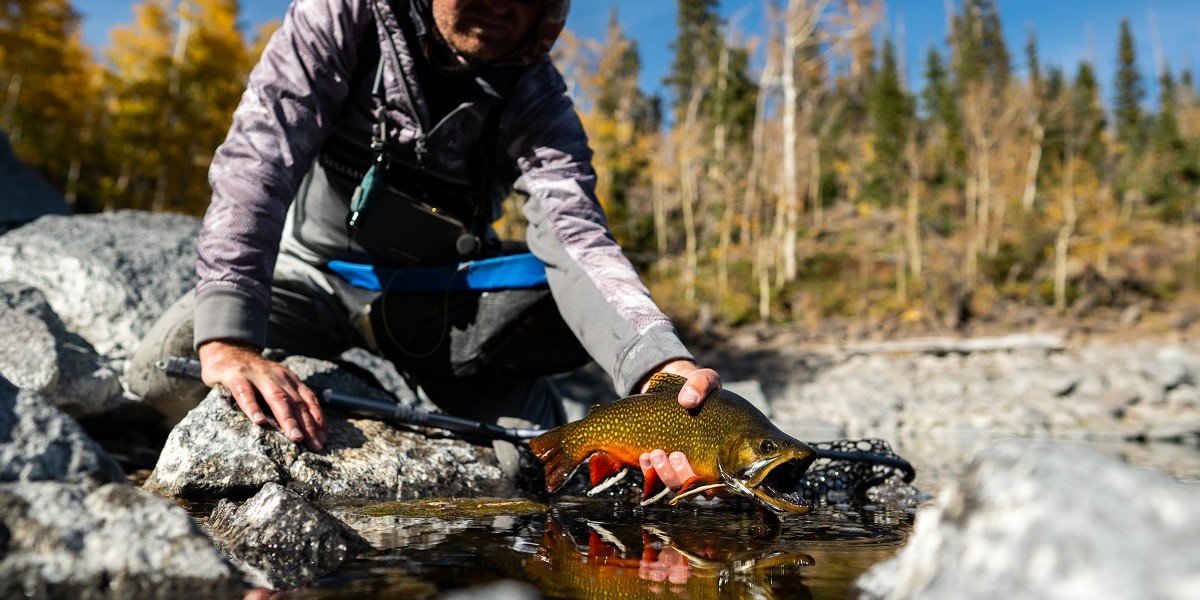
left=130, top=0, right=720, bottom=495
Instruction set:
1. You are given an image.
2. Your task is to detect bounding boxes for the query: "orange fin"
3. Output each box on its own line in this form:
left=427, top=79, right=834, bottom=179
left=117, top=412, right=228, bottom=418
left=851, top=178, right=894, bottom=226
left=644, top=372, right=687, bottom=395
left=528, top=427, right=579, bottom=493
left=586, top=451, right=629, bottom=495
left=640, top=468, right=672, bottom=505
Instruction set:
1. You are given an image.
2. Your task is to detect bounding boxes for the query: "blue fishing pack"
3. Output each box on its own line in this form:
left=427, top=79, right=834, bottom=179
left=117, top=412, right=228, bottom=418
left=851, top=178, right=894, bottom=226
left=326, top=252, right=548, bottom=293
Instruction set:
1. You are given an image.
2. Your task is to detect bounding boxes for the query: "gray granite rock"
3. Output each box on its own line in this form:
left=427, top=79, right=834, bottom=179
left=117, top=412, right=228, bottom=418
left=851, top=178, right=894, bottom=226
left=0, top=377, right=124, bottom=485
left=143, top=356, right=517, bottom=502
left=0, top=211, right=199, bottom=358
left=851, top=440, right=1200, bottom=600
left=204, top=482, right=370, bottom=590
left=0, top=481, right=242, bottom=599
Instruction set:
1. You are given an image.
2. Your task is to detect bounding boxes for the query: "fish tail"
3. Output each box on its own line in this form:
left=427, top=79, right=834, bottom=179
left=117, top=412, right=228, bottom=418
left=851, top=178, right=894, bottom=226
left=528, top=428, right=580, bottom=493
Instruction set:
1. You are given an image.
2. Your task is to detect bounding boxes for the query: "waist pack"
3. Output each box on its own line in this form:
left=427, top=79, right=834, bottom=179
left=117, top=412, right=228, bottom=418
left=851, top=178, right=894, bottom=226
left=327, top=254, right=591, bottom=381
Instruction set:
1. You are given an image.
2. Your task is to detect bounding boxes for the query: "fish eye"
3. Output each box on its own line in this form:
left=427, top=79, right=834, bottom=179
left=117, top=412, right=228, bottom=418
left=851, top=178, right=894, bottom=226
left=759, top=439, right=777, bottom=454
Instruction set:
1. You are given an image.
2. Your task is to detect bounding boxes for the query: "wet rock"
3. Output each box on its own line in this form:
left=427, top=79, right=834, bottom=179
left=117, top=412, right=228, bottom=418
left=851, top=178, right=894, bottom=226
left=144, top=356, right=517, bottom=502
left=0, top=377, right=124, bottom=485
left=0, top=481, right=242, bottom=599
left=851, top=440, right=1200, bottom=600
left=334, top=497, right=547, bottom=551
left=0, top=282, right=124, bottom=418
left=0, top=210, right=200, bottom=358
left=204, top=482, right=370, bottom=590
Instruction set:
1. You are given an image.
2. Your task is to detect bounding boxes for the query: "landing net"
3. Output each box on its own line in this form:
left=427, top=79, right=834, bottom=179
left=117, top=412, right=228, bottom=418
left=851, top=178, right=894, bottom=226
left=801, top=439, right=918, bottom=506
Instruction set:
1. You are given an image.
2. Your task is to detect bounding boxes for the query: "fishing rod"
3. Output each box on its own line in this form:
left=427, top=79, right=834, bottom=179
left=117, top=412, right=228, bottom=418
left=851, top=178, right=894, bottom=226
left=155, top=356, right=542, bottom=444
left=156, top=356, right=916, bottom=480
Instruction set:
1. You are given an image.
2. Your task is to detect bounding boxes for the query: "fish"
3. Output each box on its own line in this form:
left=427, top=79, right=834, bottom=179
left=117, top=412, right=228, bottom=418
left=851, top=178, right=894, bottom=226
left=528, top=373, right=817, bottom=517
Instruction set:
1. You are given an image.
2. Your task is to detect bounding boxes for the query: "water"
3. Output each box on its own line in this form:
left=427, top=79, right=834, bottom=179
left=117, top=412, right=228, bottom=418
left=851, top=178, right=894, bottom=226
left=202, top=436, right=1200, bottom=599
left=279, top=496, right=914, bottom=600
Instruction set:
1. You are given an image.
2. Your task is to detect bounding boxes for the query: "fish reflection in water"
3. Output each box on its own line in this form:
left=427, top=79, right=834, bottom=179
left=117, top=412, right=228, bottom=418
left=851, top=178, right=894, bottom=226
left=526, top=512, right=815, bottom=599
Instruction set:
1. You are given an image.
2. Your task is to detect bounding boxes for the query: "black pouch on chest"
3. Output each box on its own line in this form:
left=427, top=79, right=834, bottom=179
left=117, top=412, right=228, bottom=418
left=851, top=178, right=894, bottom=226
left=347, top=156, right=484, bottom=267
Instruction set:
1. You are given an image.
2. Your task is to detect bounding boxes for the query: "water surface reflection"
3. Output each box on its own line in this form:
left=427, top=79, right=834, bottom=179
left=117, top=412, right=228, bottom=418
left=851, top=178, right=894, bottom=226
left=297, top=498, right=911, bottom=600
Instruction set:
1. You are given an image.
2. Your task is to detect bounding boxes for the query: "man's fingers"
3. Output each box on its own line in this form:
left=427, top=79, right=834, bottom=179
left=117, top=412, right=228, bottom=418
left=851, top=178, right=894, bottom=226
left=667, top=451, right=697, bottom=482
left=295, top=383, right=326, bottom=431
left=228, top=379, right=267, bottom=425
left=292, top=388, right=326, bottom=451
left=259, top=383, right=304, bottom=443
left=678, top=368, right=721, bottom=409
left=647, top=449, right=680, bottom=490
left=645, top=448, right=702, bottom=492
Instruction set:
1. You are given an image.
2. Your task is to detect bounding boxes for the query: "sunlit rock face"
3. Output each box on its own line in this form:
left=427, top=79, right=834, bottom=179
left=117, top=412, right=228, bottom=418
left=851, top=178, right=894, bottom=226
left=851, top=440, right=1200, bottom=600
left=143, top=355, right=518, bottom=503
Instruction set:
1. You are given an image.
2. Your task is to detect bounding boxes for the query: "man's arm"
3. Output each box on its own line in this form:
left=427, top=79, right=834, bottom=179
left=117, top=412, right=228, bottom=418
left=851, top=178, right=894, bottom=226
left=195, top=0, right=374, bottom=450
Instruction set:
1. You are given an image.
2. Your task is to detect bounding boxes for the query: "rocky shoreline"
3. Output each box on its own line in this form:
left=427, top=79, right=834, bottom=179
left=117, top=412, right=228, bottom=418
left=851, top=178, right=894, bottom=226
left=2, top=211, right=1199, bottom=598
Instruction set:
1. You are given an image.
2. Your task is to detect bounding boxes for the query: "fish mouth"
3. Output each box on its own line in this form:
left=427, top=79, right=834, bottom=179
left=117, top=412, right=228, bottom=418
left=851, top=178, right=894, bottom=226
left=743, top=448, right=816, bottom=515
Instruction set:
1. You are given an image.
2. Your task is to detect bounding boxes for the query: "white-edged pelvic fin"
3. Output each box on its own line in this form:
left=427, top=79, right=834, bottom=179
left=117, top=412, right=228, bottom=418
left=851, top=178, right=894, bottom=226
left=639, top=486, right=673, bottom=506
left=585, top=467, right=629, bottom=497
left=642, top=525, right=671, bottom=544
left=586, top=522, right=627, bottom=554
left=667, top=483, right=727, bottom=505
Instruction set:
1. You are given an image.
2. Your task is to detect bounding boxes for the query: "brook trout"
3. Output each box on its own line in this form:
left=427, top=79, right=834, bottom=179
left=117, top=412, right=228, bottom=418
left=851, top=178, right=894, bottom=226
left=529, top=373, right=816, bottom=516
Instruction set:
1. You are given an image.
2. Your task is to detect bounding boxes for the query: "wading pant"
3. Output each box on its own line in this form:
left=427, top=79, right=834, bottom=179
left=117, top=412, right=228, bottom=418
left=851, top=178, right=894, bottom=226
left=127, top=251, right=569, bottom=429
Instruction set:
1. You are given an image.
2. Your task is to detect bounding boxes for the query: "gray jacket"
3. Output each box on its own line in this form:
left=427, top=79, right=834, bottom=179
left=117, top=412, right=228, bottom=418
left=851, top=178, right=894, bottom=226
left=194, top=0, right=692, bottom=394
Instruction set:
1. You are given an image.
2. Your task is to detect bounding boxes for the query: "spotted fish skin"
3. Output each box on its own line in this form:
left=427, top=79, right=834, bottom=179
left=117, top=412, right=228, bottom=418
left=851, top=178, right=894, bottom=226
left=529, top=373, right=817, bottom=514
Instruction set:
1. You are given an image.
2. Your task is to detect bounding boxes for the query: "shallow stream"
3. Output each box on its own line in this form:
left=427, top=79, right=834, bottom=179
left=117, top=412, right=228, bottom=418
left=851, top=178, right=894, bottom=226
left=198, top=436, right=1200, bottom=600
left=302, top=498, right=912, bottom=600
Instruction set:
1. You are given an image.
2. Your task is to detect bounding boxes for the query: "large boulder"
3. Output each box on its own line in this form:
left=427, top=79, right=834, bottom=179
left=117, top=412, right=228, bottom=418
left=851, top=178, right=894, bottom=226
left=143, top=356, right=517, bottom=502
left=0, top=481, right=242, bottom=599
left=851, top=440, right=1200, bottom=599
left=0, top=210, right=199, bottom=358
left=0, top=130, right=71, bottom=235
left=0, top=376, right=124, bottom=486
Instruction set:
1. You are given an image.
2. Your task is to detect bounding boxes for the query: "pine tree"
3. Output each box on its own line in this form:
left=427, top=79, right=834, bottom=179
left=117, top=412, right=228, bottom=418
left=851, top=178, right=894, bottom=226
left=1146, top=68, right=1195, bottom=220
left=922, top=45, right=964, bottom=179
left=1113, top=18, right=1144, bottom=154
left=1025, top=24, right=1041, bottom=91
left=1038, top=65, right=1066, bottom=184
left=867, top=37, right=913, bottom=204
left=1071, top=62, right=1106, bottom=175
left=664, top=0, right=721, bottom=119
left=951, top=0, right=1011, bottom=89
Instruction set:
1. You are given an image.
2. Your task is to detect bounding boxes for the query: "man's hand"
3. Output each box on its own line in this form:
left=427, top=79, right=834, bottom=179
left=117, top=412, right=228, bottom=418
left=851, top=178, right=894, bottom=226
left=638, top=360, right=725, bottom=498
left=198, top=340, right=327, bottom=451
left=640, top=359, right=721, bottom=408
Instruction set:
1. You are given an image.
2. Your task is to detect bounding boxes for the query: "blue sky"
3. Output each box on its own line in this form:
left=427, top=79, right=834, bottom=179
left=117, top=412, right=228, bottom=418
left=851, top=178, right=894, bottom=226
left=73, top=1, right=1200, bottom=107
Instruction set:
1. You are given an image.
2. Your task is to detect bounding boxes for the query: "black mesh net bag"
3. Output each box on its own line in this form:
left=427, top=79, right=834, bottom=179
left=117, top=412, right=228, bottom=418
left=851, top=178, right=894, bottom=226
left=797, top=438, right=919, bottom=507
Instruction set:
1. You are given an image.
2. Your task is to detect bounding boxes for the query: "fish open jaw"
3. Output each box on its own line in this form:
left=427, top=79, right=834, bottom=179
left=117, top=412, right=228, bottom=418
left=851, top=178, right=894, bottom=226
left=751, top=456, right=814, bottom=514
